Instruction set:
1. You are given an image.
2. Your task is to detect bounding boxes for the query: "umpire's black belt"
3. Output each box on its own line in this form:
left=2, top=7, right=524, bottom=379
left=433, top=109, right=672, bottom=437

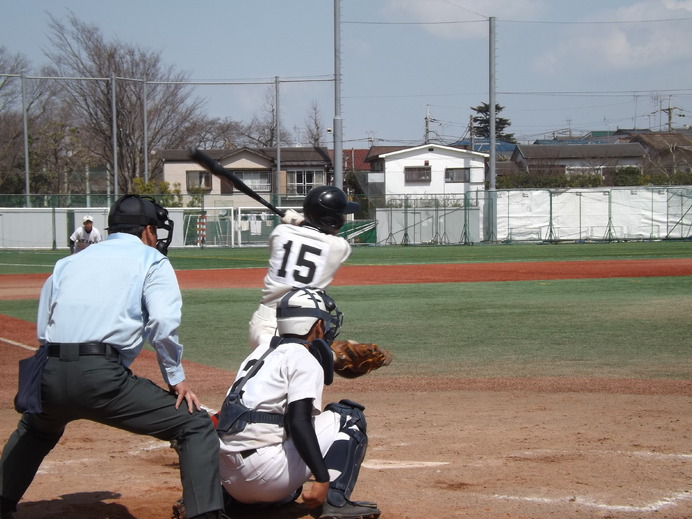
left=46, top=342, right=120, bottom=361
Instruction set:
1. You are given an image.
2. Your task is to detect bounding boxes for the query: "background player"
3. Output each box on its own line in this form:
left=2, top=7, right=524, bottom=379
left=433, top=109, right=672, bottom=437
left=248, top=185, right=359, bottom=348
left=69, top=214, right=103, bottom=253
left=218, top=287, right=380, bottom=519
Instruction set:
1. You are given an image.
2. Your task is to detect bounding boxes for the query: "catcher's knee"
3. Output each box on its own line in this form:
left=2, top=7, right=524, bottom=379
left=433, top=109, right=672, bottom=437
left=325, top=399, right=367, bottom=434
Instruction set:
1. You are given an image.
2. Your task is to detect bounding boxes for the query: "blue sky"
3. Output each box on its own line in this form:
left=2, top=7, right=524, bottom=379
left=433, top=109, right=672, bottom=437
left=2, top=0, right=692, bottom=147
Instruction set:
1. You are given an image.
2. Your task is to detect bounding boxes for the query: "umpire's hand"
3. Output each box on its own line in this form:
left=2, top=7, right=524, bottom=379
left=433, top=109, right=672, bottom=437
left=169, top=381, right=203, bottom=413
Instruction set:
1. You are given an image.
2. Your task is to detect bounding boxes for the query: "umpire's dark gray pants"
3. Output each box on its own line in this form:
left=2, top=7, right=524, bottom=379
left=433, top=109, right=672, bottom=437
left=0, top=353, right=223, bottom=517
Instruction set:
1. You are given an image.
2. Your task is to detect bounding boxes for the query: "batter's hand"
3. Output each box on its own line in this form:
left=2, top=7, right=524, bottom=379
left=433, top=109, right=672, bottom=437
left=301, top=480, right=329, bottom=508
left=169, top=381, right=202, bottom=413
left=281, top=208, right=304, bottom=226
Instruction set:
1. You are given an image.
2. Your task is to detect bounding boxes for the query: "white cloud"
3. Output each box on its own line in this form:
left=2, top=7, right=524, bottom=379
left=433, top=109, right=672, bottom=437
left=534, top=0, right=692, bottom=74
left=383, top=0, right=546, bottom=40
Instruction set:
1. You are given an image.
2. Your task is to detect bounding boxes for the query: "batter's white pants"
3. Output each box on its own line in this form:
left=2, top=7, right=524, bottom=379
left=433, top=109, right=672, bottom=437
left=247, top=303, right=278, bottom=349
left=219, top=410, right=342, bottom=505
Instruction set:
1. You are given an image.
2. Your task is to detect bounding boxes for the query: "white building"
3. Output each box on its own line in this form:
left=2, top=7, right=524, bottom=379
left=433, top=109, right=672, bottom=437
left=364, top=143, right=488, bottom=202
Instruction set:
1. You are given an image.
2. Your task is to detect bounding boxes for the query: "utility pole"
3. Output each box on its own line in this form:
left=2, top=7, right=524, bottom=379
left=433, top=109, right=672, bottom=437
left=660, top=96, right=684, bottom=131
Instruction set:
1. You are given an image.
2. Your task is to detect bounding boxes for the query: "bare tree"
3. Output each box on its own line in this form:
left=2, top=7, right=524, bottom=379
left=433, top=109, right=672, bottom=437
left=190, top=117, right=247, bottom=150
left=304, top=100, right=324, bottom=147
left=0, top=47, right=59, bottom=195
left=43, top=12, right=206, bottom=192
left=230, top=86, right=293, bottom=148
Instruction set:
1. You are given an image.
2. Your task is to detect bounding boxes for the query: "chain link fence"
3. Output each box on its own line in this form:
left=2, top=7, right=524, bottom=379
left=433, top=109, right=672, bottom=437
left=0, top=186, right=690, bottom=249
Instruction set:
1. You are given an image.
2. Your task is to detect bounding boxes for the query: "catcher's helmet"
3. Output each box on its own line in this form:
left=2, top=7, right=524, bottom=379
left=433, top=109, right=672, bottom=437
left=107, top=194, right=174, bottom=255
left=276, top=288, right=343, bottom=341
left=303, top=186, right=360, bottom=234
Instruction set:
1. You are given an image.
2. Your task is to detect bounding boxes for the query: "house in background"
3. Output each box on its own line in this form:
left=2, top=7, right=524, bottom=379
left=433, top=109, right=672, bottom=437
left=364, top=143, right=488, bottom=202
left=511, top=142, right=646, bottom=184
left=626, top=132, right=692, bottom=177
left=158, top=146, right=332, bottom=207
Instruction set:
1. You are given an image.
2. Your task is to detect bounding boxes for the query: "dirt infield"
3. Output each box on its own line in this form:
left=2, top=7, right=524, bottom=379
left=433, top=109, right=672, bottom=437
left=0, top=259, right=690, bottom=518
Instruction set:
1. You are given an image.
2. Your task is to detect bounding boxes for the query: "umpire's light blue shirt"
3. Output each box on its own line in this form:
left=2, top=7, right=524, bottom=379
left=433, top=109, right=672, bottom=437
left=37, top=232, right=186, bottom=386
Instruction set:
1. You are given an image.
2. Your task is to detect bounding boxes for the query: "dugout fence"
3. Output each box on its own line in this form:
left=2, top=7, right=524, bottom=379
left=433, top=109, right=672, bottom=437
left=0, top=186, right=690, bottom=249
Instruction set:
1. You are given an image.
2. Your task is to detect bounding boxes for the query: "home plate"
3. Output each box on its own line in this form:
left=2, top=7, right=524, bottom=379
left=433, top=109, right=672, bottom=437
left=363, top=459, right=450, bottom=469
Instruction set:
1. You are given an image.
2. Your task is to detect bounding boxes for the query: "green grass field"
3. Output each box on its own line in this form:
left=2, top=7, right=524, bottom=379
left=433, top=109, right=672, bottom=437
left=1, top=240, right=691, bottom=274
left=1, top=241, right=690, bottom=380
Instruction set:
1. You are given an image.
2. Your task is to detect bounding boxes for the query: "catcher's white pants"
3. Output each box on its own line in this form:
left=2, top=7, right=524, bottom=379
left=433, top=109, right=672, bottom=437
left=247, top=303, right=277, bottom=349
left=220, top=410, right=341, bottom=504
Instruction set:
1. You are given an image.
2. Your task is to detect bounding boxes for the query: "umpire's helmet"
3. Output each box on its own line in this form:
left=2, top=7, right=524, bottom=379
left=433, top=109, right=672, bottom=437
left=277, top=288, right=343, bottom=341
left=303, top=186, right=360, bottom=234
left=107, top=194, right=174, bottom=255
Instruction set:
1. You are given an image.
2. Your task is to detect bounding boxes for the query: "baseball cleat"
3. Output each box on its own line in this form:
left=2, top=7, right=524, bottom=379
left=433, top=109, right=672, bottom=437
left=319, top=499, right=381, bottom=519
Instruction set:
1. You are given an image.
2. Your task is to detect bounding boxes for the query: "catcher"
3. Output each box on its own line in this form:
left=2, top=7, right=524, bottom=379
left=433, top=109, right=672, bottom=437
left=218, top=287, right=381, bottom=519
left=247, top=185, right=392, bottom=379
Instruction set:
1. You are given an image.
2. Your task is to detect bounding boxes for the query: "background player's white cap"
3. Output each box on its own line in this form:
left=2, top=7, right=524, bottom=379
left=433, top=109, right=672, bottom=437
left=83, top=215, right=94, bottom=223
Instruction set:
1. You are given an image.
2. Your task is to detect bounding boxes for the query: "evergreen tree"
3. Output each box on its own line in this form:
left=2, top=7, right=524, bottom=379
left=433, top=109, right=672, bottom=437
left=470, top=102, right=516, bottom=143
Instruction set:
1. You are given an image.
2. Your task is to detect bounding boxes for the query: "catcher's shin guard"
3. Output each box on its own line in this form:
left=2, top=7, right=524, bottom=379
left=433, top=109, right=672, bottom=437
left=323, top=400, right=368, bottom=507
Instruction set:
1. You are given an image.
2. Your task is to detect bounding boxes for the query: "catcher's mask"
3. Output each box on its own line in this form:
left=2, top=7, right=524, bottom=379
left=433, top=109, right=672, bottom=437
left=302, top=186, right=360, bottom=234
left=107, top=194, right=174, bottom=255
left=276, top=288, right=343, bottom=342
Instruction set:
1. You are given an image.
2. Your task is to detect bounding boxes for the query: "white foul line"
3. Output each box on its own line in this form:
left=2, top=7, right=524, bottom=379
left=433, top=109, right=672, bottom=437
left=362, top=459, right=449, bottom=469
left=0, top=337, right=37, bottom=351
left=489, top=491, right=692, bottom=512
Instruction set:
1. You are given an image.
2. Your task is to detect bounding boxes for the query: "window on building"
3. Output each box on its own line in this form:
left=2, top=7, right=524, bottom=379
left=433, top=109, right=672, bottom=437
left=286, top=169, right=326, bottom=196
left=186, top=170, right=212, bottom=192
left=445, top=167, right=470, bottom=183
left=237, top=170, right=271, bottom=192
left=404, top=166, right=431, bottom=184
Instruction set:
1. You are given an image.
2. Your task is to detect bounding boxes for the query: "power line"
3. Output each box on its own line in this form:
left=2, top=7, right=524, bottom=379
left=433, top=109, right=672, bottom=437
left=343, top=16, right=692, bottom=26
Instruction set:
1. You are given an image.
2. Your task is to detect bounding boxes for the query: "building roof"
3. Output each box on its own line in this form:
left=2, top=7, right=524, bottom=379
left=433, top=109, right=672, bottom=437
left=452, top=138, right=517, bottom=154
left=365, top=143, right=487, bottom=162
left=343, top=148, right=371, bottom=171
left=157, top=146, right=332, bottom=167
left=513, top=143, right=645, bottom=160
left=364, top=146, right=408, bottom=163
left=627, top=132, right=692, bottom=152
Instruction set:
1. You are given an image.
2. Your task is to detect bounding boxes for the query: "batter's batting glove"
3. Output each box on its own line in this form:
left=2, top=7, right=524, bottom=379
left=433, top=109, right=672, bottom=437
left=281, top=208, right=304, bottom=226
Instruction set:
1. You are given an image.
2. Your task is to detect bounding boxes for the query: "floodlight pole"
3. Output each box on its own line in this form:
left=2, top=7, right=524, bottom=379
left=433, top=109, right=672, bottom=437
left=111, top=73, right=119, bottom=198
left=275, top=76, right=282, bottom=202
left=333, top=0, right=343, bottom=189
left=486, top=16, right=498, bottom=242
left=21, top=73, right=30, bottom=207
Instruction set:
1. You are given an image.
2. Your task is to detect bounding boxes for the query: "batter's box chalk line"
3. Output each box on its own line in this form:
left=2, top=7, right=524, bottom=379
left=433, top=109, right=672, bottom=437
left=362, top=459, right=449, bottom=469
left=487, top=491, right=691, bottom=513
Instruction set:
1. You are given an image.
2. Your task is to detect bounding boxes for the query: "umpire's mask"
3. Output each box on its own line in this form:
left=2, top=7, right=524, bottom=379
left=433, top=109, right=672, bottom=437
left=107, top=195, right=174, bottom=256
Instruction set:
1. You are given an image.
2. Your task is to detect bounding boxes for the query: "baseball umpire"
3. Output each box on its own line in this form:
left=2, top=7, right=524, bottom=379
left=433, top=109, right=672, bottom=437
left=218, top=287, right=380, bottom=519
left=0, top=194, right=227, bottom=519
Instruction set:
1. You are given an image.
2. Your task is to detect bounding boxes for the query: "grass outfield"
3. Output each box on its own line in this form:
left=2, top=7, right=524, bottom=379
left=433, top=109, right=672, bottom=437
left=0, top=240, right=691, bottom=274
left=173, top=277, right=692, bottom=379
left=1, top=241, right=690, bottom=380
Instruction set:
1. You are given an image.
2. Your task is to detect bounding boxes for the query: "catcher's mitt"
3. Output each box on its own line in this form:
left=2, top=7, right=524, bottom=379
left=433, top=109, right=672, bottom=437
left=331, top=340, right=393, bottom=379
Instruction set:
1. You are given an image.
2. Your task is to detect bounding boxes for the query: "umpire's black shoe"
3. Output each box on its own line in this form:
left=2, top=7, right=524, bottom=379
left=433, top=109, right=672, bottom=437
left=319, top=499, right=381, bottom=519
left=188, top=509, right=231, bottom=519
left=0, top=496, right=16, bottom=519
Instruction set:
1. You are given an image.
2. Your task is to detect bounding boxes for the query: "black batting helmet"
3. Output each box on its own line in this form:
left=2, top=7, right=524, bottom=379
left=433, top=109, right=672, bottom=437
left=302, top=186, right=360, bottom=234
left=107, top=194, right=174, bottom=255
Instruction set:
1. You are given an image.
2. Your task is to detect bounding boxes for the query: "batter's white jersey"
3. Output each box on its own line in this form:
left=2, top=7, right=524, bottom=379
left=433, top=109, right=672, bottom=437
left=248, top=223, right=352, bottom=347
left=69, top=226, right=103, bottom=253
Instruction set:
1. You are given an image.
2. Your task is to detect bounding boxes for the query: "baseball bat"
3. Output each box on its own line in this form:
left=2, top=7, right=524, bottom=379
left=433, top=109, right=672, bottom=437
left=188, top=148, right=285, bottom=217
